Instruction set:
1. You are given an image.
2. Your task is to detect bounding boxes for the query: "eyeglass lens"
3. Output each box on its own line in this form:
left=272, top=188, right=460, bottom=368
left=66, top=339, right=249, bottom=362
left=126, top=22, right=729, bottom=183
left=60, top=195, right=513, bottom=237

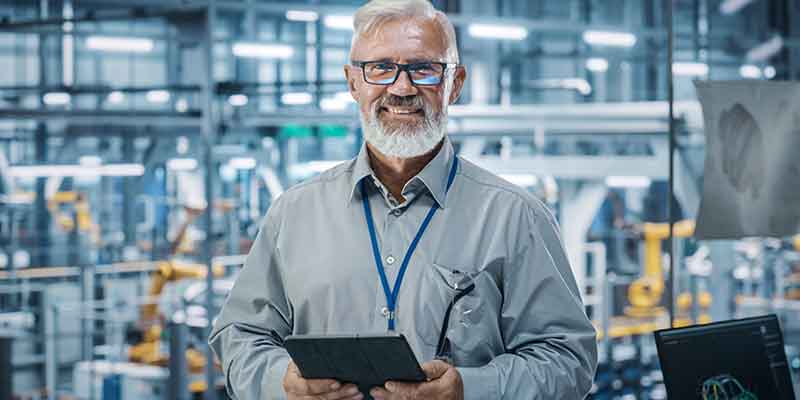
left=364, top=62, right=444, bottom=85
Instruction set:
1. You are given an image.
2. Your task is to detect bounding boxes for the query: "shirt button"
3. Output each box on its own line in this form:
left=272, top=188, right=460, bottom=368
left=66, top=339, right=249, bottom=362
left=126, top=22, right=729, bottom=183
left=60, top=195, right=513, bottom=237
left=391, top=209, right=402, bottom=217
left=385, top=256, right=396, bottom=265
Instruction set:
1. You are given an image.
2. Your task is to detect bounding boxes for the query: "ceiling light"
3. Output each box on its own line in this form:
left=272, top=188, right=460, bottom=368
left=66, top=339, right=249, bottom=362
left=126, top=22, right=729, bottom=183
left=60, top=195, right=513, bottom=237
left=582, top=30, right=637, bottom=47
left=86, top=35, right=154, bottom=53
left=228, top=94, right=248, bottom=107
left=175, top=98, right=189, bottom=112
left=323, top=15, right=354, bottom=30
left=320, top=97, right=348, bottom=111
left=763, top=65, right=776, bottom=79
left=468, top=24, right=528, bottom=40
left=146, top=90, right=170, bottom=103
left=673, top=62, right=709, bottom=76
left=43, top=92, right=71, bottom=106
left=286, top=10, right=319, bottom=22
left=166, top=158, right=197, bottom=171
left=229, top=157, right=257, bottom=170
left=739, top=64, right=762, bottom=79
left=746, top=35, right=783, bottom=62
left=605, top=176, right=652, bottom=188
left=7, top=164, right=145, bottom=177
left=500, top=174, right=539, bottom=187
left=107, top=90, right=125, bottom=104
left=719, top=0, right=755, bottom=15
left=79, top=156, right=102, bottom=166
left=334, top=91, right=355, bottom=102
left=586, top=57, right=609, bottom=72
left=281, top=92, right=313, bottom=105
left=232, top=42, right=293, bottom=59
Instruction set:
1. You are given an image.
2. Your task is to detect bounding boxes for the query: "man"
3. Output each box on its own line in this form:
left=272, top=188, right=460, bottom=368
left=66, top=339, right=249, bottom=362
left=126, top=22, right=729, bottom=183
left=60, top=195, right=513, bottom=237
left=209, top=0, right=597, bottom=399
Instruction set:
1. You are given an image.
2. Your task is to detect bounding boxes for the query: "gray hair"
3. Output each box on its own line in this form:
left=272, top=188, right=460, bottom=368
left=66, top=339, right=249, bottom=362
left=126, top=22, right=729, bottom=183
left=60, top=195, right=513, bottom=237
left=350, top=0, right=460, bottom=64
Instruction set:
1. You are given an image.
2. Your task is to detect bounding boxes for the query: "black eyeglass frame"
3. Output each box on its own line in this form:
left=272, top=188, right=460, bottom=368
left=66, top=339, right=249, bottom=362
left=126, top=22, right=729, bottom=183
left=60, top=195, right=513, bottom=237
left=351, top=60, right=459, bottom=86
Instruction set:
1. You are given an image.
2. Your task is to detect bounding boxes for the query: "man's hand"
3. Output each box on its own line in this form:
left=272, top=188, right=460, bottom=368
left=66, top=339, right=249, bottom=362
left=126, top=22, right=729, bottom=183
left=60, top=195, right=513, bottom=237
left=283, top=360, right=364, bottom=400
left=370, top=360, right=464, bottom=400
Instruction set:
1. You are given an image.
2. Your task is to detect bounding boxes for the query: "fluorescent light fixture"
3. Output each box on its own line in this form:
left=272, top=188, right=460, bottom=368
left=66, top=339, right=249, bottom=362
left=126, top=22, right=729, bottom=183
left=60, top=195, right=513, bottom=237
left=562, top=78, right=592, bottom=95
left=746, top=35, right=783, bottom=62
left=468, top=24, right=528, bottom=40
left=43, top=92, right=71, bottom=106
left=232, top=42, right=293, bottom=59
left=500, top=174, right=539, bottom=187
left=320, top=97, right=348, bottom=111
left=286, top=10, right=319, bottom=22
left=582, top=30, right=637, bottom=47
left=79, top=156, right=102, bottom=166
left=228, top=94, right=248, bottom=107
left=175, top=98, right=189, bottom=112
left=166, top=158, right=197, bottom=171
left=13, top=250, right=30, bottom=268
left=86, top=35, right=154, bottom=53
left=673, top=62, right=709, bottom=76
left=289, top=160, right=347, bottom=177
left=321, top=91, right=356, bottom=111
left=323, top=15, right=354, bottom=30
left=8, top=164, right=144, bottom=177
left=107, top=90, right=125, bottom=104
left=229, top=157, right=257, bottom=170
left=605, top=176, right=652, bottom=188
left=586, top=57, right=609, bottom=72
left=739, top=64, right=762, bottom=79
left=334, top=91, right=355, bottom=102
left=763, top=65, right=776, bottom=79
left=719, top=0, right=755, bottom=15
left=281, top=92, right=313, bottom=105
left=146, top=90, right=170, bottom=103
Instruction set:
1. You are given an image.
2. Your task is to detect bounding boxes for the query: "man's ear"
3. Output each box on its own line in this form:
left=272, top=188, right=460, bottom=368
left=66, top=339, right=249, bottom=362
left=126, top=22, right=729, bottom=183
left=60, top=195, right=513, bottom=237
left=344, top=65, right=359, bottom=102
left=448, top=65, right=467, bottom=105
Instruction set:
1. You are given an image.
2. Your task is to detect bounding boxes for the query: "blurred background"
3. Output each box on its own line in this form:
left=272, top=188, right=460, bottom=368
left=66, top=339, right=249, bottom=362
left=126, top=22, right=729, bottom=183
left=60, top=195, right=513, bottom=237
left=0, top=0, right=798, bottom=399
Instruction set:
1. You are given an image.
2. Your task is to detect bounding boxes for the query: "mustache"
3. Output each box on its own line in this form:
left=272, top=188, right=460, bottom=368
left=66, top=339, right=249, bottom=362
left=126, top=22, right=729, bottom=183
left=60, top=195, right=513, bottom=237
left=375, top=94, right=425, bottom=110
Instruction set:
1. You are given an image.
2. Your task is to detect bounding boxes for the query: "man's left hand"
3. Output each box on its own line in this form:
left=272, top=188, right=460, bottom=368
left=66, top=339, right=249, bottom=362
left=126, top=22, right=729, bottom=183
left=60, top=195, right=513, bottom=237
left=370, top=360, right=464, bottom=400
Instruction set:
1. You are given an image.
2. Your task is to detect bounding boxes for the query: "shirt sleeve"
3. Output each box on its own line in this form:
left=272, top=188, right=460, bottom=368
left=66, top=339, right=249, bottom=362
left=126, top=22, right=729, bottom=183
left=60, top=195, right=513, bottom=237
left=457, top=201, right=598, bottom=399
left=208, top=198, right=293, bottom=400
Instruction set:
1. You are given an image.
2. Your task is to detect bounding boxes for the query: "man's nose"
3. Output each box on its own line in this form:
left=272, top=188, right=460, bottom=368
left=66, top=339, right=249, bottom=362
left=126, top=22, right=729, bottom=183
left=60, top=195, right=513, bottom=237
left=387, top=69, right=419, bottom=97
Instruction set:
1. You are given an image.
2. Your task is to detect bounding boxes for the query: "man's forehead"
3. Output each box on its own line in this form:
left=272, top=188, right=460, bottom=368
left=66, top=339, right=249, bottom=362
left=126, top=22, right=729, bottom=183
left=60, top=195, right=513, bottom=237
left=351, top=17, right=448, bottom=61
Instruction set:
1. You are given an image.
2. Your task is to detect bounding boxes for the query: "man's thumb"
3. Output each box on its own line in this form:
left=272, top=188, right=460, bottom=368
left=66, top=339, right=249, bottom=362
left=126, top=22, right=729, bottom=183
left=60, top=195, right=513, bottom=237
left=421, top=360, right=450, bottom=379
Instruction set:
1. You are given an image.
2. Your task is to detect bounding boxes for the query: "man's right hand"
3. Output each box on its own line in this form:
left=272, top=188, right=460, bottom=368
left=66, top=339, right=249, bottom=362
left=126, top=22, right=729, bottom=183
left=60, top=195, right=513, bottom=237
left=283, top=360, right=364, bottom=400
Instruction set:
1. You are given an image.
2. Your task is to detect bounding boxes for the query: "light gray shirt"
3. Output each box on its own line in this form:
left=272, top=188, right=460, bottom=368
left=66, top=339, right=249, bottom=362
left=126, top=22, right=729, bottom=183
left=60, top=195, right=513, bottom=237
left=209, top=137, right=597, bottom=399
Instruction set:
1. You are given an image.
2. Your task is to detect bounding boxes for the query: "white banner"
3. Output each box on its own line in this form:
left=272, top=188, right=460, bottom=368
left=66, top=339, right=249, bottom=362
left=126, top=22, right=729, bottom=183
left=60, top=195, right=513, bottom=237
left=694, top=80, right=800, bottom=239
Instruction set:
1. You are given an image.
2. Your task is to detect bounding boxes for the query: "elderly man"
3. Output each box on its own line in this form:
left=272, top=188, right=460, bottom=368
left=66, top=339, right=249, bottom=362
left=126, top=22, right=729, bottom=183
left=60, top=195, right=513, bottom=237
left=209, top=0, right=597, bottom=399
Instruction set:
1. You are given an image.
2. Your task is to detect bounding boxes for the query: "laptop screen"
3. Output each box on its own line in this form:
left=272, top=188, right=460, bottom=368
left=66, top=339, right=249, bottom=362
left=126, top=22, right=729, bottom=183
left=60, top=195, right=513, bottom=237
left=654, top=314, right=796, bottom=400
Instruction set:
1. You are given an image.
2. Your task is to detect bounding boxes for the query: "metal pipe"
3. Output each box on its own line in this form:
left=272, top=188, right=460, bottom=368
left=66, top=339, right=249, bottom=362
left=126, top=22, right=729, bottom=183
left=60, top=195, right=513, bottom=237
left=168, top=315, right=191, bottom=400
left=666, top=0, right=676, bottom=328
left=202, top=4, right=219, bottom=400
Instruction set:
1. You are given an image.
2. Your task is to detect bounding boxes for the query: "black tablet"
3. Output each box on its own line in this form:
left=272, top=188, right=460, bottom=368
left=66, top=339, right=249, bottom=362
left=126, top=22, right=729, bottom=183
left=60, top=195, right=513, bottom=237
left=284, top=333, right=427, bottom=391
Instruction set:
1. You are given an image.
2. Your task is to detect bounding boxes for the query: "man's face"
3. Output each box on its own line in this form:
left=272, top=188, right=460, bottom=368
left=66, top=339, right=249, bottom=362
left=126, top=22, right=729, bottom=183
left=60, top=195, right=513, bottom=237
left=345, top=17, right=466, bottom=158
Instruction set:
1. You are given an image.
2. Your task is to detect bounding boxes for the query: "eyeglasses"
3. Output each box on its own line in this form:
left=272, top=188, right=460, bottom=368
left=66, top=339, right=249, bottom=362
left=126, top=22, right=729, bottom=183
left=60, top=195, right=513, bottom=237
left=351, top=60, right=458, bottom=86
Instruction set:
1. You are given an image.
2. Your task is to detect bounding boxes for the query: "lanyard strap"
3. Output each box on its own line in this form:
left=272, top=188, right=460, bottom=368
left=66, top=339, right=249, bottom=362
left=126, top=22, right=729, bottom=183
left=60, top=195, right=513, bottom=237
left=361, top=156, right=459, bottom=330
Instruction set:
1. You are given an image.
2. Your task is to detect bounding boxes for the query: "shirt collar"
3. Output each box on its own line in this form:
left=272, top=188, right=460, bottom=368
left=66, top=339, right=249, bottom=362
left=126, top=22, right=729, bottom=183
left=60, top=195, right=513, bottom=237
left=348, top=136, right=456, bottom=209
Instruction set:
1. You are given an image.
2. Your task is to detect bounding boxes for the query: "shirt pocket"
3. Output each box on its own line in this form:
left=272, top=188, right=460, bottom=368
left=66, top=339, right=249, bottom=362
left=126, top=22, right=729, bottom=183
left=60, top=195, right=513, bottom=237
left=414, top=262, right=487, bottom=348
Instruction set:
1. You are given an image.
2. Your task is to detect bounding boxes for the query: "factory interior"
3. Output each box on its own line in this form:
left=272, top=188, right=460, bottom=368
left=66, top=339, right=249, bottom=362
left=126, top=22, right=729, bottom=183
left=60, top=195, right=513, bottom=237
left=0, top=0, right=799, bottom=399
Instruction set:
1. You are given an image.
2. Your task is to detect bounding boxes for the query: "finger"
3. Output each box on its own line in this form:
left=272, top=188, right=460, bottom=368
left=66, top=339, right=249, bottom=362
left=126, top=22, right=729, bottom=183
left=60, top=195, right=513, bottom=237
left=318, top=384, right=362, bottom=400
left=369, top=386, right=390, bottom=400
left=284, top=374, right=341, bottom=395
left=420, top=360, right=450, bottom=379
left=384, top=380, right=420, bottom=395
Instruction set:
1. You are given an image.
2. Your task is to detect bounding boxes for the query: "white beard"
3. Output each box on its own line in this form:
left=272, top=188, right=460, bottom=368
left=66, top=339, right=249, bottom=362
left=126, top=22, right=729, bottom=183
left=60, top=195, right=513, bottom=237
left=360, top=98, right=448, bottom=158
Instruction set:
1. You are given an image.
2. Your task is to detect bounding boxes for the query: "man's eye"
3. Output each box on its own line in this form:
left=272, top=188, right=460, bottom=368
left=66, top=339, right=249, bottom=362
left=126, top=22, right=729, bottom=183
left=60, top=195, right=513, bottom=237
left=373, top=63, right=396, bottom=71
left=410, top=64, right=435, bottom=72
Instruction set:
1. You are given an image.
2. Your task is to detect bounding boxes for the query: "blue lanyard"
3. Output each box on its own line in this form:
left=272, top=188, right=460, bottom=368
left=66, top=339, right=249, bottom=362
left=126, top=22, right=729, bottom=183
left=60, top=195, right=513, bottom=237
left=361, top=156, right=459, bottom=330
